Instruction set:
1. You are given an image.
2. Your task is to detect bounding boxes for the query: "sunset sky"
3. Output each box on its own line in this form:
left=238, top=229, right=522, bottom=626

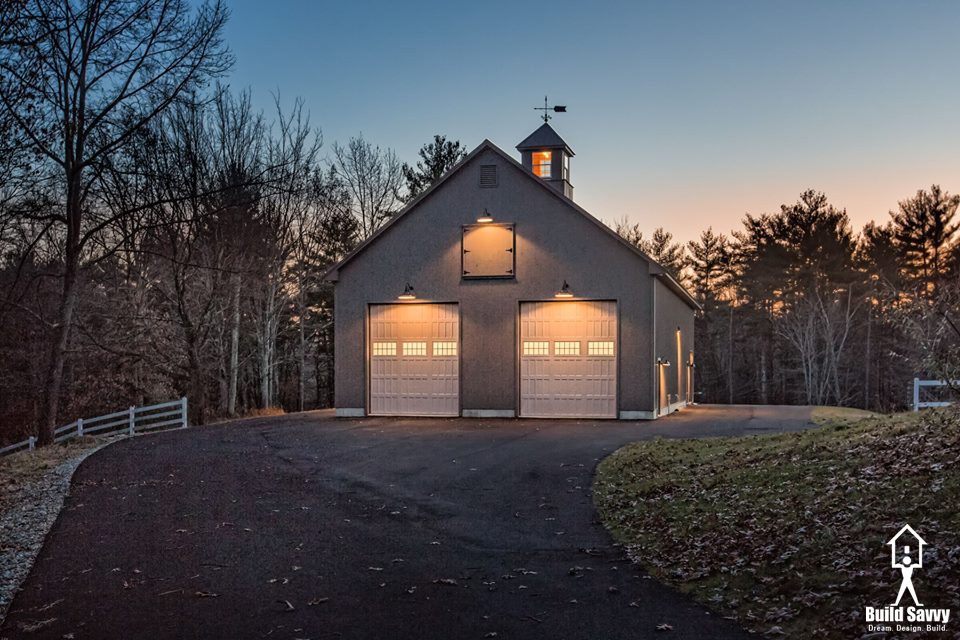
left=224, top=0, right=960, bottom=243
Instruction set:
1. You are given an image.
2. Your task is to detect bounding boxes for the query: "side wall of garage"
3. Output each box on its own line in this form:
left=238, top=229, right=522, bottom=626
left=653, top=278, right=696, bottom=414
left=333, top=147, right=659, bottom=416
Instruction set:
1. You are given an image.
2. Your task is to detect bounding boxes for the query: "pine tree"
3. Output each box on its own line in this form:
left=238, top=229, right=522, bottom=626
left=687, top=228, right=734, bottom=403
left=687, top=227, right=730, bottom=305
left=645, top=228, right=687, bottom=281
left=402, top=135, right=467, bottom=201
left=890, top=185, right=959, bottom=296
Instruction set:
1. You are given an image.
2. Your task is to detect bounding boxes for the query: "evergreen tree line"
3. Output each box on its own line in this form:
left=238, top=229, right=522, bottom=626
left=613, top=186, right=960, bottom=410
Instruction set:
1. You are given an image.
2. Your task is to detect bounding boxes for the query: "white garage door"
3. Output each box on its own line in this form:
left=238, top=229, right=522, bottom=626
left=520, top=301, right=617, bottom=418
left=369, top=303, right=459, bottom=416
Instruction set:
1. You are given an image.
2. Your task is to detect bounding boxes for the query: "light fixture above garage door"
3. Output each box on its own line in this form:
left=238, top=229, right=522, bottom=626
left=397, top=283, right=416, bottom=300
left=555, top=280, right=573, bottom=298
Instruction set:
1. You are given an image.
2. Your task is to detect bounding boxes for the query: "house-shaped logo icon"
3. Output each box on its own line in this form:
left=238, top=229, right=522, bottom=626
left=888, top=524, right=926, bottom=569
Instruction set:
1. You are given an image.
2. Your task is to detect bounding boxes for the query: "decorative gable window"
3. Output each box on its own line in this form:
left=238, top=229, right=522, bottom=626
left=532, top=151, right=551, bottom=178
left=462, top=223, right=515, bottom=279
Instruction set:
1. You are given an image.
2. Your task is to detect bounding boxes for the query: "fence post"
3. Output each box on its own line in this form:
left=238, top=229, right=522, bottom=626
left=77, top=417, right=84, bottom=437
left=913, top=378, right=920, bottom=412
left=28, top=436, right=35, bottom=451
left=128, top=406, right=135, bottom=435
left=180, top=396, right=188, bottom=428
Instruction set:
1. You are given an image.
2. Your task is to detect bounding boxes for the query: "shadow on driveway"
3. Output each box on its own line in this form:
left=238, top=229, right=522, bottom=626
left=2, top=405, right=813, bottom=639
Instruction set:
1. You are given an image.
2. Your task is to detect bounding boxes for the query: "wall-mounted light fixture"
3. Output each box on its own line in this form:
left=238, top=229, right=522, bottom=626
left=476, top=208, right=494, bottom=223
left=554, top=280, right=573, bottom=298
left=397, top=283, right=416, bottom=300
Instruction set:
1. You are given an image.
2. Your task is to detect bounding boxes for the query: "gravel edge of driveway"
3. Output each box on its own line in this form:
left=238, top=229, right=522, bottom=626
left=0, top=437, right=123, bottom=622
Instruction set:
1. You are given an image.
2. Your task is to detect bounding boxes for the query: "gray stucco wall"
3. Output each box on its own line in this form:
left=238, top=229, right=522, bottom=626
left=333, top=145, right=692, bottom=416
left=653, top=278, right=696, bottom=411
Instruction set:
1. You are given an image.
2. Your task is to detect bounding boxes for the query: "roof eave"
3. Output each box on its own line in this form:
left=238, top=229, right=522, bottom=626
left=322, top=139, right=497, bottom=282
left=516, top=142, right=575, bottom=156
left=653, top=271, right=702, bottom=311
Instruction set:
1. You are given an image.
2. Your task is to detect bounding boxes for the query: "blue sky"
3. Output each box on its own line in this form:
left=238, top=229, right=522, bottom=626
left=223, top=0, right=960, bottom=242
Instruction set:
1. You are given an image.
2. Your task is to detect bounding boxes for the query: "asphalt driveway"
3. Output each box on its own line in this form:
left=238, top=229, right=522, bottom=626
left=2, top=404, right=813, bottom=639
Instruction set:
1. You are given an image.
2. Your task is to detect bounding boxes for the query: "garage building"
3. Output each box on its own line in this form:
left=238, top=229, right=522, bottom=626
left=325, top=123, right=699, bottom=419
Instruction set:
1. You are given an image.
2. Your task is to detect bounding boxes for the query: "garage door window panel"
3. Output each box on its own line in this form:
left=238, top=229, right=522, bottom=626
left=373, top=342, right=397, bottom=356
left=523, top=341, right=550, bottom=356
left=555, top=341, right=580, bottom=356
left=403, top=341, right=427, bottom=356
left=588, top=341, right=614, bottom=356
left=433, top=341, right=457, bottom=356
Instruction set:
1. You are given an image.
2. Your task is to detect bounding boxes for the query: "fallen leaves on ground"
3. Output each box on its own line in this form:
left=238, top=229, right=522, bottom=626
left=594, top=408, right=960, bottom=639
left=432, top=578, right=458, bottom=586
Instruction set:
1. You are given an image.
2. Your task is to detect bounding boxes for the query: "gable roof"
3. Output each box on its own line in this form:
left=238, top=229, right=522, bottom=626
left=323, top=139, right=699, bottom=311
left=515, top=123, right=574, bottom=155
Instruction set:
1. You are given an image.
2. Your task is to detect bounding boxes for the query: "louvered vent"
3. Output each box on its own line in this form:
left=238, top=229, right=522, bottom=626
left=479, top=164, right=498, bottom=188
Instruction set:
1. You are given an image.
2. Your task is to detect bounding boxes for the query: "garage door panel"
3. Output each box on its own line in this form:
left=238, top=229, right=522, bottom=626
left=370, top=304, right=459, bottom=417
left=520, top=301, right=617, bottom=418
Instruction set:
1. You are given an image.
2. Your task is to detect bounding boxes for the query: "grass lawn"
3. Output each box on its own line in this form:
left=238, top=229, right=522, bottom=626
left=593, top=407, right=960, bottom=639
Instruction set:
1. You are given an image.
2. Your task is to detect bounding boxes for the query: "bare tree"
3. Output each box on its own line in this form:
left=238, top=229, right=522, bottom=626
left=332, top=135, right=403, bottom=240
left=0, top=0, right=232, bottom=443
left=208, top=90, right=267, bottom=416
left=251, top=96, right=322, bottom=409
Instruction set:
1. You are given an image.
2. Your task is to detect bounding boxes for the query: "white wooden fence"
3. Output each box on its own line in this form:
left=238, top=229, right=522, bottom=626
left=913, top=379, right=957, bottom=411
left=0, top=397, right=188, bottom=457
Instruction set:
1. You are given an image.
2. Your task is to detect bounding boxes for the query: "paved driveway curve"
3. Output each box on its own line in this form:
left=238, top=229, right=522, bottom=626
left=2, top=405, right=813, bottom=639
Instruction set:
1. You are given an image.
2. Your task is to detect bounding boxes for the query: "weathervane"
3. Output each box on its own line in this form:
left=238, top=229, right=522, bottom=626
left=534, top=96, right=567, bottom=122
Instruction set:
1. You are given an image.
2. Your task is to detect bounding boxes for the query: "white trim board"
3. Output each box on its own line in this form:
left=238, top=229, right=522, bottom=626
left=619, top=410, right=656, bottom=420
left=463, top=409, right=515, bottom=418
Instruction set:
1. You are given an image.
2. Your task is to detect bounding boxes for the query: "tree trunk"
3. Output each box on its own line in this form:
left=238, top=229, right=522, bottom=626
left=39, top=265, right=80, bottom=444
left=760, top=338, right=769, bottom=404
left=227, top=272, right=241, bottom=415
left=188, top=340, right=207, bottom=425
left=727, top=304, right=734, bottom=404
left=864, top=301, right=872, bottom=410
left=297, top=283, right=306, bottom=413
left=38, top=170, right=83, bottom=445
left=326, top=324, right=335, bottom=408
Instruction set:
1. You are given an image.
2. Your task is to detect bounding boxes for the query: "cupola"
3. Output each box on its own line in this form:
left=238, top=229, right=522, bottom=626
left=516, top=123, right=574, bottom=200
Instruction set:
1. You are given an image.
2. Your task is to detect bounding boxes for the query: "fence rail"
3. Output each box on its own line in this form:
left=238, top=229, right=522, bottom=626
left=913, top=379, right=958, bottom=411
left=1, top=397, right=188, bottom=457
